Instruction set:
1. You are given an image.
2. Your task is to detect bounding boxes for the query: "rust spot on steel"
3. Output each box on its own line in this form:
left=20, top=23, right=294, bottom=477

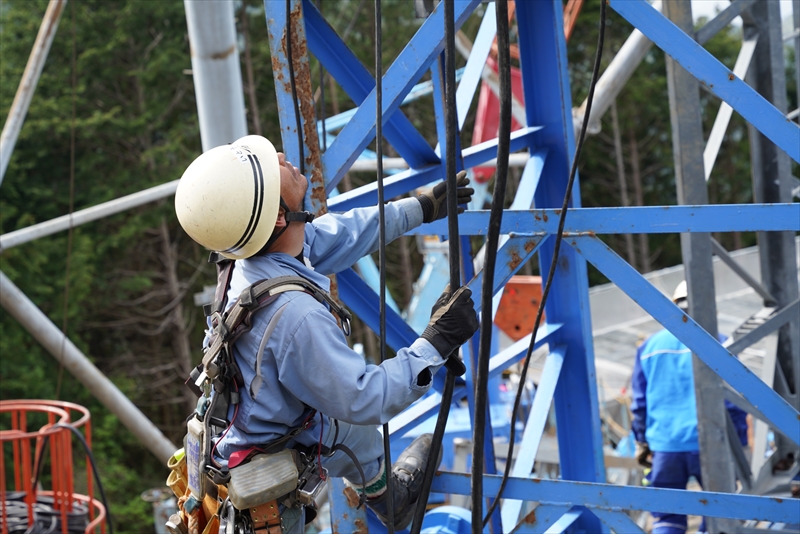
left=524, top=240, right=537, bottom=254
left=272, top=56, right=285, bottom=83
left=343, top=486, right=360, bottom=508
left=699, top=499, right=708, bottom=505
left=542, top=211, right=549, bottom=222
left=554, top=209, right=562, bottom=215
left=354, top=519, right=368, bottom=533
left=285, top=0, right=328, bottom=217
left=682, top=315, right=688, bottom=323
left=773, top=497, right=783, bottom=503
left=533, top=478, right=541, bottom=483
left=534, top=212, right=542, bottom=221
left=508, top=246, right=523, bottom=271
left=523, top=509, right=537, bottom=524
left=210, top=45, right=236, bottom=60
left=728, top=73, right=735, bottom=81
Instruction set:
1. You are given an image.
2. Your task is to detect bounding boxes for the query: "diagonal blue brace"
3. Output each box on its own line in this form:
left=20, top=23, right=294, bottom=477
left=337, top=267, right=417, bottom=352
left=588, top=507, right=647, bottom=534
left=501, top=346, right=566, bottom=531
left=568, top=235, right=800, bottom=445
left=321, top=0, right=482, bottom=187
left=510, top=504, right=577, bottom=533
left=329, top=126, right=542, bottom=211
left=302, top=0, right=439, bottom=178
left=609, top=0, right=800, bottom=163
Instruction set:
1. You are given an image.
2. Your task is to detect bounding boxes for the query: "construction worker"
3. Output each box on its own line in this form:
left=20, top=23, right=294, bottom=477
left=631, top=280, right=748, bottom=534
left=174, top=135, right=478, bottom=531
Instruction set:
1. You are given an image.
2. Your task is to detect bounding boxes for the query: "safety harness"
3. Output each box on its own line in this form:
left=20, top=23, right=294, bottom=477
left=181, top=253, right=364, bottom=532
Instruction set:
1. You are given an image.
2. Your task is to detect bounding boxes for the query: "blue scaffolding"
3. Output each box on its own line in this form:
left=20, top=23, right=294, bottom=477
left=263, top=0, right=800, bottom=531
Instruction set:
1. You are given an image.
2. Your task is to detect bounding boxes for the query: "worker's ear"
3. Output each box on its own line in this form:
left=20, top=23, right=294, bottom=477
left=275, top=206, right=287, bottom=228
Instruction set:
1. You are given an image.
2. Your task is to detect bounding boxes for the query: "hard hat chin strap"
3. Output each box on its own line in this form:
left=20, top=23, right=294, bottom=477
left=280, top=197, right=315, bottom=224
left=258, top=197, right=315, bottom=255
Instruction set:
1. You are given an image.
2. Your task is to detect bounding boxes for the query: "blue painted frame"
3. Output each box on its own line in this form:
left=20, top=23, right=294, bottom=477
left=263, top=0, right=800, bottom=530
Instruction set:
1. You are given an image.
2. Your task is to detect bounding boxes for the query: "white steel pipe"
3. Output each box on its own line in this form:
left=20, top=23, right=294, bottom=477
left=184, top=0, right=248, bottom=152
left=0, top=0, right=68, bottom=186
left=348, top=153, right=531, bottom=173
left=0, top=180, right=179, bottom=252
left=0, top=271, right=177, bottom=463
left=573, top=0, right=662, bottom=137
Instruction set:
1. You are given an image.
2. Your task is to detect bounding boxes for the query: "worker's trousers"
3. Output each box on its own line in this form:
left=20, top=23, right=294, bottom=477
left=648, top=451, right=707, bottom=534
left=319, top=418, right=384, bottom=485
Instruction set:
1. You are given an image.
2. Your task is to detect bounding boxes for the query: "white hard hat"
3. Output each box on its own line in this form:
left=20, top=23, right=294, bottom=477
left=175, top=136, right=281, bottom=260
left=672, top=280, right=688, bottom=302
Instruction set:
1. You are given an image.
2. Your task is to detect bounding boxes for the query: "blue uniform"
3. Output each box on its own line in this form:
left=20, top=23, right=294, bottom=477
left=631, top=328, right=748, bottom=534
left=211, top=198, right=445, bottom=485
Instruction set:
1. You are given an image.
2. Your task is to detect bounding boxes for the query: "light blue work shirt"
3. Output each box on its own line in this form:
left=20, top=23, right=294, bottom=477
left=212, top=198, right=445, bottom=480
left=631, top=329, right=747, bottom=452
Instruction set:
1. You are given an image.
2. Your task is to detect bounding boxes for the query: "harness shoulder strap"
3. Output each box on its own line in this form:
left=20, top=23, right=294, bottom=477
left=202, top=276, right=351, bottom=373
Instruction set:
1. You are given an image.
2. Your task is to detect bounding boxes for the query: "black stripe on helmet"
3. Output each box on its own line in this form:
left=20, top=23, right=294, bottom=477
left=225, top=154, right=265, bottom=254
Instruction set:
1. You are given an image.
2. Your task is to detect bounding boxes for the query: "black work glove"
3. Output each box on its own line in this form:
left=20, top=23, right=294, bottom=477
left=421, top=286, right=480, bottom=358
left=417, top=171, right=475, bottom=223
left=636, top=441, right=652, bottom=468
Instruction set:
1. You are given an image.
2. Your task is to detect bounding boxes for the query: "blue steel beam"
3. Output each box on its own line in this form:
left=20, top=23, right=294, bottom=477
left=337, top=267, right=417, bottom=352
left=387, top=323, right=562, bottom=439
left=265, top=0, right=311, bottom=197
left=302, top=0, right=439, bottom=177
left=456, top=2, right=497, bottom=129
left=328, top=478, right=367, bottom=531
left=328, top=127, right=542, bottom=213
left=501, top=346, right=566, bottom=531
left=320, top=0, right=482, bottom=188
left=568, top=235, right=800, bottom=445
left=431, top=473, right=800, bottom=523
left=488, top=323, right=563, bottom=377
left=609, top=0, right=800, bottom=163
left=588, top=507, right=647, bottom=534
left=413, top=203, right=800, bottom=236
left=468, top=236, right=547, bottom=309
left=509, top=505, right=576, bottom=533
left=516, top=9, right=606, bottom=529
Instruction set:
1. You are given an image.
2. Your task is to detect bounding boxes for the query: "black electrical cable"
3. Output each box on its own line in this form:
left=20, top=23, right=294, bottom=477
left=8, top=425, right=110, bottom=533
left=55, top=423, right=114, bottom=534
left=472, top=0, right=512, bottom=530
left=374, top=1, right=395, bottom=531
left=286, top=0, right=305, bottom=176
left=481, top=0, right=608, bottom=526
left=409, top=1, right=466, bottom=532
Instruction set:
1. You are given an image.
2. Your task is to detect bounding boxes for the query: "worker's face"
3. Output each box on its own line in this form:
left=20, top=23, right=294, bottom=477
left=277, top=153, right=308, bottom=212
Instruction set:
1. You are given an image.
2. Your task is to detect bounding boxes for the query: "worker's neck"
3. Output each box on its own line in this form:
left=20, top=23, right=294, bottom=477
left=265, top=225, right=305, bottom=258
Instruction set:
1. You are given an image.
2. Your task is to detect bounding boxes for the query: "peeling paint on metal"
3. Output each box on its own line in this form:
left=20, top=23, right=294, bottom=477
left=523, top=509, right=537, bottom=524
left=508, top=246, right=523, bottom=271
left=343, top=486, right=360, bottom=508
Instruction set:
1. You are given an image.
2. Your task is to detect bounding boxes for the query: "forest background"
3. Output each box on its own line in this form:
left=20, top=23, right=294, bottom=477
left=1, top=0, right=796, bottom=531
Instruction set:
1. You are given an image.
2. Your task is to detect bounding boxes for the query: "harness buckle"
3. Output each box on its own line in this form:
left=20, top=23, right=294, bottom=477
left=238, top=284, right=260, bottom=311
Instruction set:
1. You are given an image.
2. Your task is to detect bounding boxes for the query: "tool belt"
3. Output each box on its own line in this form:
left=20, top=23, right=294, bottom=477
left=166, top=445, right=326, bottom=534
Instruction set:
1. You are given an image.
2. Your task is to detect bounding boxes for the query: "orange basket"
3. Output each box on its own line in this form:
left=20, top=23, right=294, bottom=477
left=0, top=400, right=107, bottom=534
